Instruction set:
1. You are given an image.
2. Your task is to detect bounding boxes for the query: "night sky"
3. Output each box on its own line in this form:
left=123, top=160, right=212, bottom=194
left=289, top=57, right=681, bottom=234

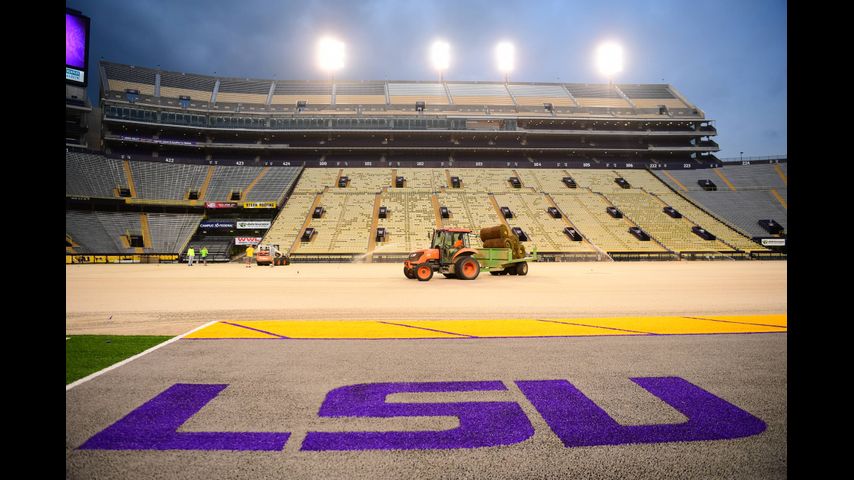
left=67, top=0, right=787, bottom=159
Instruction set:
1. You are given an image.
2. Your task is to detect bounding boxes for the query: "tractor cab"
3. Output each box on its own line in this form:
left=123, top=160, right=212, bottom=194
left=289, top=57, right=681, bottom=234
left=430, top=228, right=471, bottom=263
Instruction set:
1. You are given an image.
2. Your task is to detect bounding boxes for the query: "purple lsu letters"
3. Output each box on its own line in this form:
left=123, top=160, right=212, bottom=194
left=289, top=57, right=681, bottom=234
left=79, top=377, right=766, bottom=451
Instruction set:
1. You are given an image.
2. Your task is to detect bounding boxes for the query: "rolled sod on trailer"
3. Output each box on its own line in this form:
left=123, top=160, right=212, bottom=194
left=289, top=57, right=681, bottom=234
left=483, top=238, right=514, bottom=249
left=479, top=225, right=511, bottom=241
left=480, top=225, right=526, bottom=259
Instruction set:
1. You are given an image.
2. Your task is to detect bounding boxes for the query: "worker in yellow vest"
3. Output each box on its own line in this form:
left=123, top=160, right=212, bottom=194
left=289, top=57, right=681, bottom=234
left=187, top=247, right=195, bottom=267
left=245, top=244, right=255, bottom=268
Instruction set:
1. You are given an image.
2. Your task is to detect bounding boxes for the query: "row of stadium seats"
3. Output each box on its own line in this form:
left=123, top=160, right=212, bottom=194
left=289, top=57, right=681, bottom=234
left=102, top=62, right=690, bottom=110
left=651, top=164, right=787, bottom=239
left=259, top=166, right=780, bottom=257
left=66, top=211, right=202, bottom=254
left=66, top=152, right=302, bottom=203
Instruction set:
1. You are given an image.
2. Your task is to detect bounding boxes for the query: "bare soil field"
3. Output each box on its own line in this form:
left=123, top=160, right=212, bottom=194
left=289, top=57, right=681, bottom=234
left=66, top=261, right=786, bottom=335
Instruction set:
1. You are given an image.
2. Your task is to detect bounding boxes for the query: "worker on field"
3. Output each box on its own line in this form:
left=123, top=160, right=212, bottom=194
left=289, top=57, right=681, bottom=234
left=200, top=246, right=208, bottom=266
left=245, top=244, right=255, bottom=268
left=187, top=246, right=195, bottom=267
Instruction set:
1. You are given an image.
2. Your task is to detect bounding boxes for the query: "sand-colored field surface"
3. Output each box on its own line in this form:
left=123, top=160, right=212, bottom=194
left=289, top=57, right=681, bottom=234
left=66, top=261, right=786, bottom=335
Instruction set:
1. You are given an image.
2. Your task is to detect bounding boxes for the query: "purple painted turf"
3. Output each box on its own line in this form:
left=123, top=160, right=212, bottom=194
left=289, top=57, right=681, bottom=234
left=535, top=318, right=655, bottom=335
left=516, top=377, right=766, bottom=447
left=301, top=381, right=533, bottom=450
left=379, top=321, right=477, bottom=338
left=78, top=384, right=290, bottom=451
left=222, top=321, right=290, bottom=338
left=683, top=316, right=787, bottom=329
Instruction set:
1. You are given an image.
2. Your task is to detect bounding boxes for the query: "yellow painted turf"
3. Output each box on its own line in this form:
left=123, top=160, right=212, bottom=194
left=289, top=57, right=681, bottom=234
left=186, top=315, right=787, bottom=339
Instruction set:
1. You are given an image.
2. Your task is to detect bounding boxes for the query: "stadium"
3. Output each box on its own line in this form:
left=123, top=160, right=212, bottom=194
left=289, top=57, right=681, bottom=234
left=66, top=2, right=787, bottom=478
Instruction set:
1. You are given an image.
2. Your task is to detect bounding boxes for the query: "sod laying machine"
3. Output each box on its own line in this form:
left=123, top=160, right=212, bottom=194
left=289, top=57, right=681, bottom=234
left=403, top=225, right=537, bottom=281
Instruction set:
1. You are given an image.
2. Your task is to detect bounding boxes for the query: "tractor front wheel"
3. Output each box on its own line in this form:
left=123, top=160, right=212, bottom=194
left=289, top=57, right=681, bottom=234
left=404, top=266, right=416, bottom=279
left=416, top=264, right=434, bottom=281
left=455, top=256, right=480, bottom=280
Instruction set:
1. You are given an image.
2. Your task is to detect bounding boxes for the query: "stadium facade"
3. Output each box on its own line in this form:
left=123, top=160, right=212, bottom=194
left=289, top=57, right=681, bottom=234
left=65, top=61, right=786, bottom=263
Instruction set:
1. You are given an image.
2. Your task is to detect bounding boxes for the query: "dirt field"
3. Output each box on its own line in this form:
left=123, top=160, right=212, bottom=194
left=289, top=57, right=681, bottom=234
left=66, top=261, right=787, bottom=335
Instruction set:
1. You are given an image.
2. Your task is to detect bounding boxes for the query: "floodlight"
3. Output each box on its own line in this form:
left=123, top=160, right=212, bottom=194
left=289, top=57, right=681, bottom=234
left=496, top=42, right=515, bottom=74
left=317, top=36, right=345, bottom=72
left=431, top=41, right=450, bottom=72
left=596, top=42, right=623, bottom=77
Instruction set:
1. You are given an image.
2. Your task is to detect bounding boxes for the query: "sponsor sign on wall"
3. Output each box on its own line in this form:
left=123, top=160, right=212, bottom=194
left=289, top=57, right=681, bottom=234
left=205, top=202, right=239, bottom=209
left=235, top=237, right=263, bottom=245
left=243, top=202, right=277, bottom=209
left=237, top=221, right=272, bottom=229
left=760, top=238, right=786, bottom=247
left=199, top=221, right=236, bottom=230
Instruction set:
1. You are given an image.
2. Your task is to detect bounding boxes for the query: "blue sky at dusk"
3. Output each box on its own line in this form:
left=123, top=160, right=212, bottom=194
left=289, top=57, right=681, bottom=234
left=68, top=0, right=786, bottom=158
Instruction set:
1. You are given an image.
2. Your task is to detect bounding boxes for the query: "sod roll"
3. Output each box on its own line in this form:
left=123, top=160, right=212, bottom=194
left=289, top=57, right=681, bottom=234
left=483, top=238, right=513, bottom=249
left=480, top=225, right=510, bottom=241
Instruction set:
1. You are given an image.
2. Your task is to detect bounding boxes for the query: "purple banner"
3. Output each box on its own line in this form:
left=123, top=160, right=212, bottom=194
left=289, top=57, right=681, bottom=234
left=301, top=381, right=534, bottom=450
left=516, top=377, right=766, bottom=447
left=78, top=384, right=290, bottom=451
left=65, top=14, right=87, bottom=68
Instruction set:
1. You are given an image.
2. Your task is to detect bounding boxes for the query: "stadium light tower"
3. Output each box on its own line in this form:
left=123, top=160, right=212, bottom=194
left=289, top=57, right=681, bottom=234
left=317, top=36, right=345, bottom=82
left=596, top=41, right=623, bottom=84
left=495, top=41, right=514, bottom=83
left=431, top=41, right=450, bottom=82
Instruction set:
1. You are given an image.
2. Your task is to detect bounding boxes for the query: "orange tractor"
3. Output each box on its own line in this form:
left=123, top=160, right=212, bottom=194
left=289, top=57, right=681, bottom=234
left=403, top=227, right=536, bottom=281
left=404, top=228, right=481, bottom=281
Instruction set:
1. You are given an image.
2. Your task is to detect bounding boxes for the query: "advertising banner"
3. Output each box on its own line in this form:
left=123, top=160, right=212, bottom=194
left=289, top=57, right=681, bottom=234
left=237, top=221, right=272, bottom=229
left=243, top=202, right=277, bottom=209
left=205, top=202, right=239, bottom=209
left=760, top=238, right=786, bottom=247
left=235, top=237, right=263, bottom=245
left=199, top=221, right=236, bottom=230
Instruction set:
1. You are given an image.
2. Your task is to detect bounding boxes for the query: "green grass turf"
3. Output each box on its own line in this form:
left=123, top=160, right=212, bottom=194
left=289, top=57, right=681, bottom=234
left=66, top=335, right=173, bottom=385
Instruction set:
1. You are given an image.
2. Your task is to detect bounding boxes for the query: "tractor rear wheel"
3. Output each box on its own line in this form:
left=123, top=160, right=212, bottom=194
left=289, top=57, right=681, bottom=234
left=404, top=266, right=416, bottom=279
left=516, top=262, right=528, bottom=276
left=416, top=264, right=433, bottom=281
left=455, top=256, right=480, bottom=280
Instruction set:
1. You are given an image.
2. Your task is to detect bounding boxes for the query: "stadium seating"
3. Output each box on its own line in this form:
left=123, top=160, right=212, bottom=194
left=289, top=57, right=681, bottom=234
left=507, top=84, right=576, bottom=107
left=605, top=191, right=736, bottom=253
left=296, top=192, right=375, bottom=254
left=129, top=161, right=209, bottom=200
left=183, top=236, right=233, bottom=262
left=66, top=211, right=203, bottom=254
left=263, top=193, right=320, bottom=253
left=387, top=82, right=450, bottom=105
left=448, top=83, right=515, bottom=106
left=66, top=152, right=129, bottom=198
left=242, top=166, right=302, bottom=203
left=492, top=192, right=596, bottom=253
left=549, top=192, right=667, bottom=253
left=653, top=192, right=767, bottom=252
left=678, top=190, right=787, bottom=238
left=374, top=191, right=436, bottom=253
left=203, top=166, right=264, bottom=201
left=651, top=164, right=787, bottom=242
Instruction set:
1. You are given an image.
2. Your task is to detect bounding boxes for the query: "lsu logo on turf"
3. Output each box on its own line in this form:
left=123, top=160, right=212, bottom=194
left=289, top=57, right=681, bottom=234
left=79, top=377, right=766, bottom=451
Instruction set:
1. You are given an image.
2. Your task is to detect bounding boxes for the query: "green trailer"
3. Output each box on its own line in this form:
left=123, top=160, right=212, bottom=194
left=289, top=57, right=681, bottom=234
left=475, top=245, right=538, bottom=276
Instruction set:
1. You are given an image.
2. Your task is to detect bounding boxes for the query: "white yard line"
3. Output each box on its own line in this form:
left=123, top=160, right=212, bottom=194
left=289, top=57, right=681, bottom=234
left=65, top=321, right=217, bottom=392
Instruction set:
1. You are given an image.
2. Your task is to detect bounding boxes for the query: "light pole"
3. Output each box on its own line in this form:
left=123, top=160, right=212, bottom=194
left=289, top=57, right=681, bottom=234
left=431, top=41, right=450, bottom=83
left=596, top=41, right=623, bottom=85
left=317, top=36, right=345, bottom=87
left=496, top=41, right=514, bottom=83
